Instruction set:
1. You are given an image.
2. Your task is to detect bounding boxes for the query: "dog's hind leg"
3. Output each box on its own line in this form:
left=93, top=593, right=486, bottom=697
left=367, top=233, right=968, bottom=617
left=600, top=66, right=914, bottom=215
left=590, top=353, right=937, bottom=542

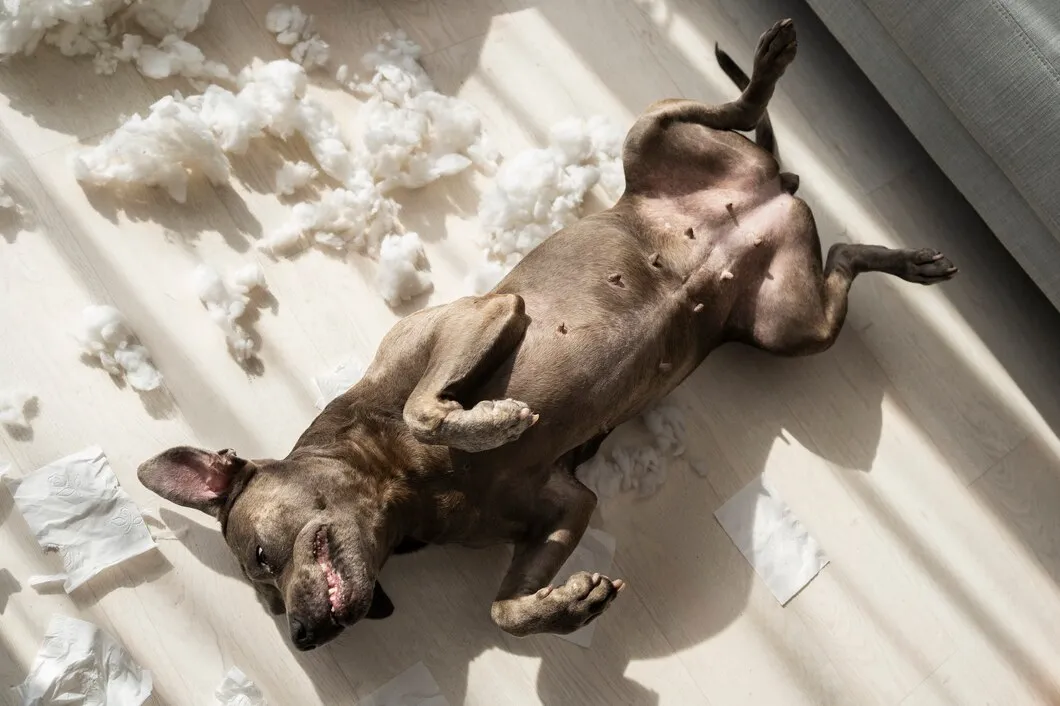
left=490, top=471, right=623, bottom=637
left=751, top=242, right=958, bottom=356
left=624, top=19, right=797, bottom=160
left=399, top=294, right=539, bottom=452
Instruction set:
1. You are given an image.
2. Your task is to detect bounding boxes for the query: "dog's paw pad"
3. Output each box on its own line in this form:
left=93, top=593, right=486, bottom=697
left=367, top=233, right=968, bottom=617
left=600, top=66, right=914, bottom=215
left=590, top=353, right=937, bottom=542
left=905, top=249, right=958, bottom=284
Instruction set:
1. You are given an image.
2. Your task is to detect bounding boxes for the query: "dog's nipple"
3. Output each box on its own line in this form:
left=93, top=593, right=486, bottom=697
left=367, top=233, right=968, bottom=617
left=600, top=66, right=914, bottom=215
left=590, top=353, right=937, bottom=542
left=685, top=227, right=695, bottom=239
left=649, top=252, right=661, bottom=268
left=726, top=202, right=738, bottom=225
left=557, top=322, right=568, bottom=334
left=607, top=272, right=623, bottom=286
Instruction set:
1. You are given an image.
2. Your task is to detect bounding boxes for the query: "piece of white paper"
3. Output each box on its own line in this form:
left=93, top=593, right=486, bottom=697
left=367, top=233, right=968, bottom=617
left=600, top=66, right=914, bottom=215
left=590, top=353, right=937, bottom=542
left=714, top=475, right=829, bottom=605
left=215, top=667, right=266, bottom=705
left=313, top=355, right=365, bottom=409
left=359, top=662, right=448, bottom=706
left=551, top=528, right=617, bottom=648
left=1, top=446, right=157, bottom=592
left=14, top=614, right=153, bottom=706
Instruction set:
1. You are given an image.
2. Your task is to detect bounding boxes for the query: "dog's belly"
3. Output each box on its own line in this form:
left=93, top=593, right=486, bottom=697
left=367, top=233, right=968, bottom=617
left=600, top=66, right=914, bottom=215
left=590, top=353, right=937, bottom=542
left=482, top=186, right=805, bottom=468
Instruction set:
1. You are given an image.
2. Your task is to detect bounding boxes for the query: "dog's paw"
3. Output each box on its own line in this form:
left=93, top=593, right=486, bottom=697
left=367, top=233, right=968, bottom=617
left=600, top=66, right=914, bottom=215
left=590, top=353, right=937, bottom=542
left=442, top=398, right=538, bottom=452
left=753, top=18, right=797, bottom=79
left=537, top=571, right=624, bottom=634
left=901, top=249, right=958, bottom=285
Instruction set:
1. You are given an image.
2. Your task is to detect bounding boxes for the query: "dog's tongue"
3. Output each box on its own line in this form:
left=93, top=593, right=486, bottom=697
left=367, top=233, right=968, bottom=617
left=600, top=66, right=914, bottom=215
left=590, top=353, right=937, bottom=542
left=315, top=528, right=345, bottom=614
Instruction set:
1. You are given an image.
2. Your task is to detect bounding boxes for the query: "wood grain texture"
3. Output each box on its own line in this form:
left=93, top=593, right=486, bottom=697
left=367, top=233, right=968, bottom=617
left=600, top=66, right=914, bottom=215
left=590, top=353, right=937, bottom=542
left=4, top=0, right=1060, bottom=704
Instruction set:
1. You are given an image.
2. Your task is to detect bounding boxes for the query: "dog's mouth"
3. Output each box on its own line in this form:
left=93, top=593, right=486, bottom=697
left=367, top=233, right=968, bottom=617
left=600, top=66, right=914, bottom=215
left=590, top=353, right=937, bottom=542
left=314, top=526, right=349, bottom=620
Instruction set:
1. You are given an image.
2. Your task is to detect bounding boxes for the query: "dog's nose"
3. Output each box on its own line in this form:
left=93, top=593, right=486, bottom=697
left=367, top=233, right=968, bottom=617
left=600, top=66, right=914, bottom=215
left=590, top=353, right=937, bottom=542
left=290, top=617, right=315, bottom=650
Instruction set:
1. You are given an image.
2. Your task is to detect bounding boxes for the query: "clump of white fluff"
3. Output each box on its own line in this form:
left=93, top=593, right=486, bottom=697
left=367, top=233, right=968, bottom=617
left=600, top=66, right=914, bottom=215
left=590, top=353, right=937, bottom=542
left=132, top=0, right=212, bottom=39
left=260, top=172, right=400, bottom=255
left=133, top=34, right=233, bottom=82
left=0, top=390, right=37, bottom=429
left=275, top=160, right=318, bottom=195
left=469, top=115, right=625, bottom=293
left=348, top=31, right=432, bottom=103
left=575, top=404, right=704, bottom=500
left=72, top=94, right=230, bottom=203
left=347, top=32, right=496, bottom=191
left=265, top=4, right=329, bottom=70
left=377, top=232, right=431, bottom=306
left=193, top=263, right=269, bottom=361
left=1, top=0, right=211, bottom=59
left=359, top=92, right=498, bottom=191
left=75, top=305, right=164, bottom=391
left=0, top=0, right=121, bottom=56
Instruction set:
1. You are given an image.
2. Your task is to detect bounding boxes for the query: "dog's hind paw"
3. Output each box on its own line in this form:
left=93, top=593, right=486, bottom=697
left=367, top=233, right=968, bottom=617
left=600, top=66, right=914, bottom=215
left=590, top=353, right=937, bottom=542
left=901, top=249, right=958, bottom=285
left=753, top=18, right=797, bottom=80
left=438, top=398, right=539, bottom=453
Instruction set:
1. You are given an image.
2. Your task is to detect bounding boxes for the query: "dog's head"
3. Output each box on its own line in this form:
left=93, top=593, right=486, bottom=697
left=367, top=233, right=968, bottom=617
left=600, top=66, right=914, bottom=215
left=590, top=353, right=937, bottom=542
left=138, top=446, right=394, bottom=650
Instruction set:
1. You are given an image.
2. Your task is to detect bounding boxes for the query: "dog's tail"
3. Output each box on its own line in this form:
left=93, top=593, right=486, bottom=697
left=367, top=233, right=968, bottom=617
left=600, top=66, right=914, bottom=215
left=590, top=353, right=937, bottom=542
left=714, top=43, right=777, bottom=157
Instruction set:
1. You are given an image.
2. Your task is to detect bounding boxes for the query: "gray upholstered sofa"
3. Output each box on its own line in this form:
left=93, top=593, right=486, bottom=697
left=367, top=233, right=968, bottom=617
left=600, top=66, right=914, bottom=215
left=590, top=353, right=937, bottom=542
left=806, top=0, right=1060, bottom=310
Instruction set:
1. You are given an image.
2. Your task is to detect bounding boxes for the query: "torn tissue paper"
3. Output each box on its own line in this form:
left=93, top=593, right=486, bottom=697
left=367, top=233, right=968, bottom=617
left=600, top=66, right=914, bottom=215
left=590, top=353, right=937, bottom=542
left=215, top=667, right=266, bottom=705
left=313, top=355, right=365, bottom=409
left=75, top=305, right=163, bottom=392
left=360, top=662, right=449, bottom=706
left=714, top=475, right=829, bottom=605
left=552, top=528, right=616, bottom=648
left=15, top=614, right=152, bottom=706
left=1, top=446, right=156, bottom=592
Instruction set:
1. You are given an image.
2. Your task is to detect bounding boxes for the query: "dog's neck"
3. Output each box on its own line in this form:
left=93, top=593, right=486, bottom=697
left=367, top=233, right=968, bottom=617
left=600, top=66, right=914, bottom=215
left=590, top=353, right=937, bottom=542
left=291, top=402, right=441, bottom=569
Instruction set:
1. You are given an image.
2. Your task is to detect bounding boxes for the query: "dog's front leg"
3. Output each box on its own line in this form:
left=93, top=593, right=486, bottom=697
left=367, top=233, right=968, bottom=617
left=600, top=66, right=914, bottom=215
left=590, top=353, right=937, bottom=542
left=490, top=472, right=623, bottom=637
left=402, top=294, right=539, bottom=453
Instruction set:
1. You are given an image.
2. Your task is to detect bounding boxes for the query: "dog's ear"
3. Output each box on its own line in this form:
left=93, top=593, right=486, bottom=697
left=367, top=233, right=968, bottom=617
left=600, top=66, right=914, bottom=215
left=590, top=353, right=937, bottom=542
left=137, top=446, right=244, bottom=517
left=365, top=582, right=394, bottom=620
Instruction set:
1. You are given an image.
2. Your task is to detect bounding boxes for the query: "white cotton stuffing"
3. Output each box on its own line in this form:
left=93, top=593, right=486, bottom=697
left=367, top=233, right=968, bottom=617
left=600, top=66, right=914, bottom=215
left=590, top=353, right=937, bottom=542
left=470, top=115, right=625, bottom=290
left=575, top=404, right=705, bottom=500
left=349, top=31, right=432, bottom=103
left=275, top=160, right=318, bottom=195
left=265, top=4, right=328, bottom=70
left=192, top=263, right=269, bottom=361
left=376, top=232, right=432, bottom=306
left=74, top=305, right=163, bottom=391
left=1, top=0, right=211, bottom=59
left=0, top=390, right=36, bottom=428
left=71, top=94, right=230, bottom=203
left=359, top=91, right=498, bottom=191
left=0, top=0, right=121, bottom=56
left=132, top=0, right=212, bottom=39
left=259, top=172, right=400, bottom=255
left=133, top=34, right=233, bottom=82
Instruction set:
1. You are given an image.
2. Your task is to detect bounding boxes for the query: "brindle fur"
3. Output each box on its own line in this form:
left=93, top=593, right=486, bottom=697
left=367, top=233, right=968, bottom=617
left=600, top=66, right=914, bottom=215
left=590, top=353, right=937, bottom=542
left=138, top=19, right=956, bottom=651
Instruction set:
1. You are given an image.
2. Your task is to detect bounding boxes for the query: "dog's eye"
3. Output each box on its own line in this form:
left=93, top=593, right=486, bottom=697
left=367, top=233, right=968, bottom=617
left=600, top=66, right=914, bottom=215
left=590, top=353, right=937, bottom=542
left=256, top=546, right=273, bottom=574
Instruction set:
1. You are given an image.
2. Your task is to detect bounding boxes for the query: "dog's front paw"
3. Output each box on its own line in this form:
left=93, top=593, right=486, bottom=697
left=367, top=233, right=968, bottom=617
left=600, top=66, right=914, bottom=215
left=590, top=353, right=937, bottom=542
left=753, top=18, right=797, bottom=79
left=441, top=398, right=539, bottom=453
left=537, top=571, right=624, bottom=635
left=901, top=249, right=958, bottom=285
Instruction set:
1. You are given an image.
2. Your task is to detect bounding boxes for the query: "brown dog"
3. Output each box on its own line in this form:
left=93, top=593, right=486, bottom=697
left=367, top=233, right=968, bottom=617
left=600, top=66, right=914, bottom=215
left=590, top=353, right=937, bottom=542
left=138, top=19, right=956, bottom=651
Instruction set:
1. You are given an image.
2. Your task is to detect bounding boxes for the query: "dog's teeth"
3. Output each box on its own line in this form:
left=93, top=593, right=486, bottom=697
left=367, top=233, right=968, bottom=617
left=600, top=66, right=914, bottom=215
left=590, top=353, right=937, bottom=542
left=693, top=303, right=704, bottom=313
left=721, top=270, right=734, bottom=281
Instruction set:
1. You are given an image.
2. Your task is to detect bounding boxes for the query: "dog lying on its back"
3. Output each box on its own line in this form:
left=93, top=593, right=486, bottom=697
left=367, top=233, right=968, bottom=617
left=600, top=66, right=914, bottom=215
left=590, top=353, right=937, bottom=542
left=139, top=19, right=956, bottom=650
